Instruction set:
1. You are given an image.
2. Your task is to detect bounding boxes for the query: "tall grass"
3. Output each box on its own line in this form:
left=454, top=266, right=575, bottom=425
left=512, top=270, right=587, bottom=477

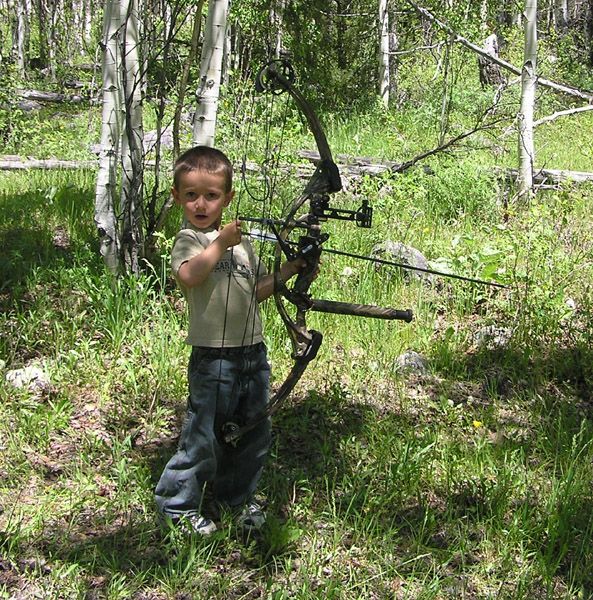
left=1, top=105, right=593, bottom=599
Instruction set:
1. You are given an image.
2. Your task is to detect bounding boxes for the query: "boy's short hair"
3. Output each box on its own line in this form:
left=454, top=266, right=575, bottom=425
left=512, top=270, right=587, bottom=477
left=173, top=146, right=233, bottom=193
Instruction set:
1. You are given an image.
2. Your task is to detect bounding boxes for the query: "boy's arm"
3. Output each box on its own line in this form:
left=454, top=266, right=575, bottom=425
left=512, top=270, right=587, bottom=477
left=256, top=258, right=307, bottom=303
left=177, top=221, right=242, bottom=288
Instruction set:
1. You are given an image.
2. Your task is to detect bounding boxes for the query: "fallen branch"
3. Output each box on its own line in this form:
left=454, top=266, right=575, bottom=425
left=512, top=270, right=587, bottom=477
left=299, top=107, right=508, bottom=178
left=391, top=120, right=504, bottom=173
left=498, top=167, right=593, bottom=184
left=534, top=105, right=593, bottom=127
left=16, top=89, right=86, bottom=104
left=0, top=155, right=95, bottom=170
left=407, top=0, right=593, bottom=103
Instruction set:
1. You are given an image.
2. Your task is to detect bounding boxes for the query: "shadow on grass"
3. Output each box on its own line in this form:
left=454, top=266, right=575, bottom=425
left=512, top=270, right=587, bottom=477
left=0, top=188, right=101, bottom=304
left=7, top=357, right=593, bottom=595
left=16, top=386, right=371, bottom=585
left=440, top=342, right=593, bottom=591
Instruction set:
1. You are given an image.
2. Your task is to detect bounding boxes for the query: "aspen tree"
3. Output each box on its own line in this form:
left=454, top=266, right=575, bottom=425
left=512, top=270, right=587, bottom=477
left=517, top=0, right=538, bottom=200
left=193, top=0, right=230, bottom=146
left=119, top=0, right=144, bottom=273
left=379, top=0, right=390, bottom=107
left=94, top=0, right=122, bottom=273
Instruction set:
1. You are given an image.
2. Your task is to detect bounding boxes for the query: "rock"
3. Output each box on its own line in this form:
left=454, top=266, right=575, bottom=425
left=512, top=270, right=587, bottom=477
left=143, top=127, right=173, bottom=151
left=394, top=351, right=429, bottom=375
left=5, top=365, right=51, bottom=393
left=371, top=240, right=434, bottom=283
left=17, top=99, right=43, bottom=111
left=472, top=326, right=513, bottom=350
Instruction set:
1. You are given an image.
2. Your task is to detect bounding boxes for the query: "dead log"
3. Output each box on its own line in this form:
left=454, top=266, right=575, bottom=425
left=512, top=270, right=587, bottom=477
left=16, top=89, right=86, bottom=104
left=498, top=167, right=593, bottom=184
left=0, top=155, right=95, bottom=170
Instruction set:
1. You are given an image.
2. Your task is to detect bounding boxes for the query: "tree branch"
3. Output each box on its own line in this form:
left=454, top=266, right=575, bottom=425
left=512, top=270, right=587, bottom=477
left=391, top=115, right=507, bottom=174
left=406, top=0, right=593, bottom=103
left=534, top=105, right=593, bottom=127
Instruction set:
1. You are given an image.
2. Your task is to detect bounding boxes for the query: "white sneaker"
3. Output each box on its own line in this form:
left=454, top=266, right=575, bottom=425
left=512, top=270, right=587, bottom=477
left=237, top=501, right=266, bottom=531
left=175, top=514, right=217, bottom=536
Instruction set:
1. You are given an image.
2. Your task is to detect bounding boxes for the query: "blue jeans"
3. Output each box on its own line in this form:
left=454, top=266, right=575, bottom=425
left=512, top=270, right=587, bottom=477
left=155, top=343, right=271, bottom=518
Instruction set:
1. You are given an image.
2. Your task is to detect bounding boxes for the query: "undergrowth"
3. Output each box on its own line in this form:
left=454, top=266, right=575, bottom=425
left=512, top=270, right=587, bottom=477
left=1, top=45, right=593, bottom=596
left=1, top=140, right=593, bottom=598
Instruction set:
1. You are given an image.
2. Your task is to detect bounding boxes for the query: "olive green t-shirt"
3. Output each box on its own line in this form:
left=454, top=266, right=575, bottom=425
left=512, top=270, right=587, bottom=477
left=171, top=225, right=267, bottom=347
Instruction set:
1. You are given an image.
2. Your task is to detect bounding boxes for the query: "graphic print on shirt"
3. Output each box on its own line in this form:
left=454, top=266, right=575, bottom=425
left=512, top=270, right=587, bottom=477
left=213, top=254, right=257, bottom=279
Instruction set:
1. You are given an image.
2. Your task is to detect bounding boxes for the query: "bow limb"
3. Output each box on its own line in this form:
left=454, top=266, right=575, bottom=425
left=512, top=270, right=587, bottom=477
left=256, top=63, right=342, bottom=428
left=256, top=60, right=339, bottom=177
left=256, top=60, right=341, bottom=359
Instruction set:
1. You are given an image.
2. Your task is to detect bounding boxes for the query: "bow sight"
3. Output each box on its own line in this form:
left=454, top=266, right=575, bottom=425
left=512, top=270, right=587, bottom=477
left=311, top=197, right=373, bottom=228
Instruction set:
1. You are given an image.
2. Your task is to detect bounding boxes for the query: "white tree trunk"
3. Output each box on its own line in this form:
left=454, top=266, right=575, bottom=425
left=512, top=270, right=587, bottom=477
left=270, top=0, right=285, bottom=58
left=379, top=0, right=390, bottom=108
left=223, top=14, right=231, bottom=84
left=517, top=0, right=538, bottom=200
left=95, top=0, right=122, bottom=273
left=388, top=6, right=398, bottom=101
left=119, top=0, right=144, bottom=273
left=556, top=0, right=569, bottom=28
left=46, top=0, right=58, bottom=78
left=15, top=0, right=30, bottom=74
left=480, top=0, right=489, bottom=33
left=83, top=0, right=93, bottom=45
left=193, top=0, right=230, bottom=147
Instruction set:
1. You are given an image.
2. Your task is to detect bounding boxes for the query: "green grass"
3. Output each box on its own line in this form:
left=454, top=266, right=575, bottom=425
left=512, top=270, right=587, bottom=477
left=2, top=86, right=593, bottom=598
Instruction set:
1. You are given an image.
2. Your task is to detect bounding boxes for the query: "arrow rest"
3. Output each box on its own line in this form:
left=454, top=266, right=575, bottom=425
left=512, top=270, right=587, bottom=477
left=311, top=197, right=373, bottom=228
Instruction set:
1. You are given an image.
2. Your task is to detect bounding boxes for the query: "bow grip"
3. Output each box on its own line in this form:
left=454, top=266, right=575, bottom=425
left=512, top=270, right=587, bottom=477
left=292, top=234, right=323, bottom=295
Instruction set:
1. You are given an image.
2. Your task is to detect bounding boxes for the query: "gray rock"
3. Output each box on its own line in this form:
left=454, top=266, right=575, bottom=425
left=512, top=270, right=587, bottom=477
left=472, top=326, right=513, bottom=350
left=394, top=351, right=429, bottom=375
left=5, top=365, right=51, bottom=393
left=17, top=99, right=43, bottom=111
left=371, top=240, right=434, bottom=283
left=143, top=126, right=173, bottom=152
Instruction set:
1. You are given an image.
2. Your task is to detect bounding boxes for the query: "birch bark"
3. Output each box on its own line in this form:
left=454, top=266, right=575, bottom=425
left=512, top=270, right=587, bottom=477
left=271, top=0, right=285, bottom=59
left=83, top=0, right=93, bottom=45
left=193, top=0, right=230, bottom=147
left=119, top=0, right=144, bottom=273
left=517, top=0, right=538, bottom=200
left=379, top=0, right=390, bottom=107
left=388, top=3, right=398, bottom=100
left=15, top=0, right=30, bottom=74
left=95, top=0, right=122, bottom=273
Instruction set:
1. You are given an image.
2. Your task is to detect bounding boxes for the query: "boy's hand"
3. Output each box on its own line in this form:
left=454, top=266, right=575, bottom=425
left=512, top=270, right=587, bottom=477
left=218, top=220, right=243, bottom=248
left=280, top=257, right=320, bottom=281
left=256, top=257, right=320, bottom=303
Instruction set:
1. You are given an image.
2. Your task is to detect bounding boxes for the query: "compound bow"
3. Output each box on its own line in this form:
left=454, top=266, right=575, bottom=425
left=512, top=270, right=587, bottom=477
left=222, top=60, right=413, bottom=444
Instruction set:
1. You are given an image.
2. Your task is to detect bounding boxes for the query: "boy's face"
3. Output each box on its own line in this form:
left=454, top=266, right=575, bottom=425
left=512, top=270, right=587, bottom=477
left=172, top=169, right=234, bottom=230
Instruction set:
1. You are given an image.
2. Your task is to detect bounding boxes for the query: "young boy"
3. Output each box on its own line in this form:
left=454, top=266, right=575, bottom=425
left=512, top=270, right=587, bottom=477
left=155, top=146, right=303, bottom=535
